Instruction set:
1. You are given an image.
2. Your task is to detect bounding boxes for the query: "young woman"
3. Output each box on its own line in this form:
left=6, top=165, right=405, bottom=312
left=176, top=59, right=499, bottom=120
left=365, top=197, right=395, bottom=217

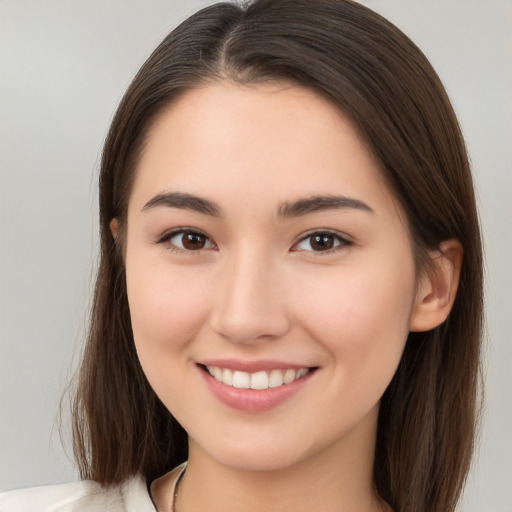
left=0, top=1, right=483, bottom=511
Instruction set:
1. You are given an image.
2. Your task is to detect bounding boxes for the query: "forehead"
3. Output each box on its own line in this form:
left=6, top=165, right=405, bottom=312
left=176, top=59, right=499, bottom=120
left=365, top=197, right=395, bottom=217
left=129, top=81, right=398, bottom=220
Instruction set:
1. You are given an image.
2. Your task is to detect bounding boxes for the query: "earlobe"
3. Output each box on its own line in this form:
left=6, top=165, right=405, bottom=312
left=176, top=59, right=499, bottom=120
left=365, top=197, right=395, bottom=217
left=409, top=239, right=463, bottom=332
left=109, top=218, right=119, bottom=240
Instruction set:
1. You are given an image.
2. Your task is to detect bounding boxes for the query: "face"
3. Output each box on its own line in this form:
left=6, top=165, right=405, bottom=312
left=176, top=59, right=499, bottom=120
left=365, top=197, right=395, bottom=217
left=124, top=82, right=423, bottom=472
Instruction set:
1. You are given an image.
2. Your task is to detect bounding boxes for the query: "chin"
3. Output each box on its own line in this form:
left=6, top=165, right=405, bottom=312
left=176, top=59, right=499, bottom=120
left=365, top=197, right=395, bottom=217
left=191, top=428, right=329, bottom=474
left=210, top=447, right=306, bottom=473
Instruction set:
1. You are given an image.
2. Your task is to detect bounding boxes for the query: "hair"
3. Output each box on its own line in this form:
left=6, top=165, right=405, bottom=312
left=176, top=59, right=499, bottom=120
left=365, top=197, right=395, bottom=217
left=71, top=1, right=483, bottom=511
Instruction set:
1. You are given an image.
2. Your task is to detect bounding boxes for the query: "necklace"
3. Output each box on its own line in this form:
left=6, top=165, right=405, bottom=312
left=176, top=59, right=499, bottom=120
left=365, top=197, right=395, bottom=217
left=171, top=465, right=186, bottom=512
left=169, top=466, right=391, bottom=512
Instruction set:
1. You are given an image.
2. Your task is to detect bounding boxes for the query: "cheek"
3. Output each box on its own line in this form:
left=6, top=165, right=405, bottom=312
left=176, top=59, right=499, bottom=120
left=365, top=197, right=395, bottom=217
left=126, top=260, right=210, bottom=367
left=297, top=265, right=413, bottom=333
left=292, top=261, right=415, bottom=381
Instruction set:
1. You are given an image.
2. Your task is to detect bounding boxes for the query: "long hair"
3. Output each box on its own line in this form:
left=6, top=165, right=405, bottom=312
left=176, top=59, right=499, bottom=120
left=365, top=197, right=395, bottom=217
left=72, top=2, right=483, bottom=511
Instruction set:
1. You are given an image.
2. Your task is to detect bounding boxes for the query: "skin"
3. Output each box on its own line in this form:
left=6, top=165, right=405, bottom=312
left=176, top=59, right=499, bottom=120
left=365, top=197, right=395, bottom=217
left=116, top=82, right=461, bottom=512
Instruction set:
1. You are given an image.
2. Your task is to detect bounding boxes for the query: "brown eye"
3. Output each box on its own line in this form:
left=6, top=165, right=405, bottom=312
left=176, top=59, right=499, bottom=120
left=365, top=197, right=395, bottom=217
left=294, top=231, right=351, bottom=252
left=310, top=234, right=336, bottom=251
left=166, top=230, right=215, bottom=251
left=182, top=232, right=207, bottom=250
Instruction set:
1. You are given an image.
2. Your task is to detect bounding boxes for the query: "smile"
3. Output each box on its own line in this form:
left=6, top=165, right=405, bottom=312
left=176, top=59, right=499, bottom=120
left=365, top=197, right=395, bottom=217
left=199, top=362, right=318, bottom=412
left=205, top=365, right=311, bottom=390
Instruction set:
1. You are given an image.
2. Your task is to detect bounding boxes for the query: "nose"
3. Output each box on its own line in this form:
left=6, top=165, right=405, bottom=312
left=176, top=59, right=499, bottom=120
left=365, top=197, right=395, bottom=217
left=209, top=250, right=291, bottom=344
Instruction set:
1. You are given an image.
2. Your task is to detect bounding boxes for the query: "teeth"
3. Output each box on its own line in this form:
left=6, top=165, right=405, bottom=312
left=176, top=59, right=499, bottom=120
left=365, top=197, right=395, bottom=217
left=250, top=371, right=268, bottom=390
left=205, top=366, right=310, bottom=390
left=269, top=369, right=284, bottom=388
left=213, top=366, right=223, bottom=381
left=297, top=368, right=308, bottom=378
left=232, top=370, right=250, bottom=389
left=283, top=369, right=296, bottom=384
left=222, top=368, right=233, bottom=386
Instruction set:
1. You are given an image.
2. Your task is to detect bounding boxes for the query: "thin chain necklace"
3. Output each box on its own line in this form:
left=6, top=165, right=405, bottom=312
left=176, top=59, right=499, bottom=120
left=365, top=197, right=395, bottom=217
left=169, top=466, right=391, bottom=512
left=171, top=466, right=186, bottom=512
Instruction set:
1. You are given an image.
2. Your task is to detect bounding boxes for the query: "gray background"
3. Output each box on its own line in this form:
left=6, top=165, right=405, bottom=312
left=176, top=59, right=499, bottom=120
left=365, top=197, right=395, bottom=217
left=0, top=1, right=510, bottom=510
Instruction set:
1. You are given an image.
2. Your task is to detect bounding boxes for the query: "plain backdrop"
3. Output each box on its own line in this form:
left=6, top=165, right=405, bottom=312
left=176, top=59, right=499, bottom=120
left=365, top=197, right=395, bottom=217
left=0, top=1, right=511, bottom=510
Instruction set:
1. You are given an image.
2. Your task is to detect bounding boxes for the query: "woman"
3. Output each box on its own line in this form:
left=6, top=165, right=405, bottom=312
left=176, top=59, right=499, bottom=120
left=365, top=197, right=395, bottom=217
left=0, top=1, right=483, bottom=511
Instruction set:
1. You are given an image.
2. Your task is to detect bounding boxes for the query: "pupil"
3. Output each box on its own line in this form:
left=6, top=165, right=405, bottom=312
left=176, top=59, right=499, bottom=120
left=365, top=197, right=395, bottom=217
left=183, top=232, right=205, bottom=250
left=311, top=234, right=334, bottom=251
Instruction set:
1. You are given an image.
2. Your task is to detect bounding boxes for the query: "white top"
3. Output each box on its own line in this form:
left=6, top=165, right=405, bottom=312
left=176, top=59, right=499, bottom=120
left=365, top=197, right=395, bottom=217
left=0, top=465, right=186, bottom=512
left=0, top=475, right=154, bottom=511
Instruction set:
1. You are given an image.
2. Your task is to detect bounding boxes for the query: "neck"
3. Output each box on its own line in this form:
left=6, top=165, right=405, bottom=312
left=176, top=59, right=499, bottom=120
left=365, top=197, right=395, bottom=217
left=166, top=409, right=388, bottom=512
left=179, top=455, right=383, bottom=512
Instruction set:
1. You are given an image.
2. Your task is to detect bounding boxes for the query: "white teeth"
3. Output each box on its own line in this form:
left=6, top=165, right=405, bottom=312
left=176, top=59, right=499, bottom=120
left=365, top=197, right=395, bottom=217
left=222, top=368, right=233, bottom=386
left=232, top=370, right=250, bottom=389
left=250, top=371, right=269, bottom=390
left=205, top=365, right=310, bottom=389
left=213, top=366, right=223, bottom=381
left=297, top=368, right=308, bottom=378
left=283, top=369, right=296, bottom=384
left=269, top=369, right=284, bottom=388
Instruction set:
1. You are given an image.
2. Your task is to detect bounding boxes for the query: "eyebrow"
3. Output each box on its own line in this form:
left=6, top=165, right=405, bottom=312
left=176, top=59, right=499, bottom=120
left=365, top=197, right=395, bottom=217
left=142, top=192, right=222, bottom=216
left=141, top=191, right=373, bottom=217
left=278, top=195, right=374, bottom=217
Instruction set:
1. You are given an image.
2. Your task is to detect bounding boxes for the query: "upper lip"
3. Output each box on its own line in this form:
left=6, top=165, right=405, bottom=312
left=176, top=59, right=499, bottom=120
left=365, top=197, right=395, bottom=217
left=199, top=358, right=315, bottom=373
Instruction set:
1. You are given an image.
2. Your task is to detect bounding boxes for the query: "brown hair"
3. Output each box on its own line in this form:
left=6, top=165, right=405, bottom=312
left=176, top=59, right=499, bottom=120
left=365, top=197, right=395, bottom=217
left=72, top=1, right=483, bottom=511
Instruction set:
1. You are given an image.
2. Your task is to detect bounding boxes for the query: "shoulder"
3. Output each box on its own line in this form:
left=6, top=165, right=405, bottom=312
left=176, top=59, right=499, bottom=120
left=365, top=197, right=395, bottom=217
left=0, top=474, right=156, bottom=512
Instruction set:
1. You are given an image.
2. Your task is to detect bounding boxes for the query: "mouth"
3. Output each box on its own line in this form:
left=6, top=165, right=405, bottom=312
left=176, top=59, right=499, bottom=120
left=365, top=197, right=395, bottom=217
left=201, top=364, right=314, bottom=390
left=197, top=362, right=318, bottom=412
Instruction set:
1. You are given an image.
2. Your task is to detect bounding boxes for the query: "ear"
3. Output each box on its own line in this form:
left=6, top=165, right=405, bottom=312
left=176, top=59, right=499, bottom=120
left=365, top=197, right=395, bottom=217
left=410, top=239, right=463, bottom=332
left=109, top=218, right=119, bottom=240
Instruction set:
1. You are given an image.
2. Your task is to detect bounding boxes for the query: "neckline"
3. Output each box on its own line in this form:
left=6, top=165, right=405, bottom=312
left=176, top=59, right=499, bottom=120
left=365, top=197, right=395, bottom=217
left=149, top=462, right=188, bottom=512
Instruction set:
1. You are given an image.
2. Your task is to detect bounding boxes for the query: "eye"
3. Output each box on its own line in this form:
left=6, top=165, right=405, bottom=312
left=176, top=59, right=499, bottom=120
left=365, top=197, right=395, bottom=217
left=293, top=231, right=351, bottom=253
left=159, top=229, right=216, bottom=252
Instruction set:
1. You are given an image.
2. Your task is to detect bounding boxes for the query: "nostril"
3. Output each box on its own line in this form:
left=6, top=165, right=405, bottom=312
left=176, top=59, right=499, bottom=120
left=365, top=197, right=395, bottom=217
left=209, top=313, right=291, bottom=345
left=209, top=271, right=291, bottom=344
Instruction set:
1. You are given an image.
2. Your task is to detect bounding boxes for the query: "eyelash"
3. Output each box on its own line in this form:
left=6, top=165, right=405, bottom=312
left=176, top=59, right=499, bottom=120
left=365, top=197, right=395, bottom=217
left=157, top=228, right=352, bottom=255
left=292, top=229, right=353, bottom=255
left=157, top=228, right=217, bottom=254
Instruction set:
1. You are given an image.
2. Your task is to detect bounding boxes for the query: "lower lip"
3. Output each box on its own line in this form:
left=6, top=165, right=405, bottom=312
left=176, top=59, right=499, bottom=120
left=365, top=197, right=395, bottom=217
left=199, top=366, right=316, bottom=413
